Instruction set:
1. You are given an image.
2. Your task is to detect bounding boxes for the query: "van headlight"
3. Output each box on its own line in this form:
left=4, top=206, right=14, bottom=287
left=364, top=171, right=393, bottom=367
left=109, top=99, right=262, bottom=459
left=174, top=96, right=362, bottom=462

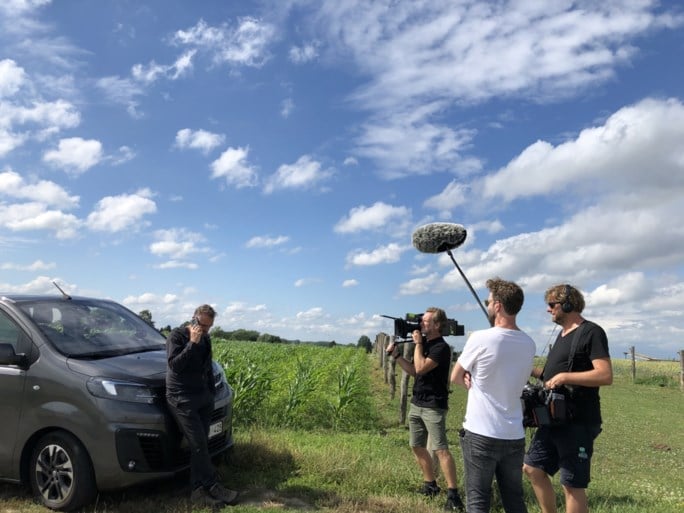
left=87, top=377, right=157, bottom=404
left=212, top=360, right=227, bottom=388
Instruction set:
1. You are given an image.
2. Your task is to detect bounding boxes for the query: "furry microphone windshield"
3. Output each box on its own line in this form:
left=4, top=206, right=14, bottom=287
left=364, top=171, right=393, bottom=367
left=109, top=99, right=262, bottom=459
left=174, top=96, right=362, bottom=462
left=412, top=223, right=467, bottom=254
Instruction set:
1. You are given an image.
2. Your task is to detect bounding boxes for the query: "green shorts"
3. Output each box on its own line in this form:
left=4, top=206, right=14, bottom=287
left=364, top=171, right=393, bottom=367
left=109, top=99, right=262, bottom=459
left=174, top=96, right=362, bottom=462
left=408, top=403, right=449, bottom=450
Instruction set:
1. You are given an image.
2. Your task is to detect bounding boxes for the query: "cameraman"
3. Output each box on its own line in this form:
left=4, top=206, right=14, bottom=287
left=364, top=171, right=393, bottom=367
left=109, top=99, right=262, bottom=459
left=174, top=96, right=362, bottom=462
left=523, top=284, right=612, bottom=513
left=450, top=278, right=536, bottom=513
left=387, top=307, right=465, bottom=512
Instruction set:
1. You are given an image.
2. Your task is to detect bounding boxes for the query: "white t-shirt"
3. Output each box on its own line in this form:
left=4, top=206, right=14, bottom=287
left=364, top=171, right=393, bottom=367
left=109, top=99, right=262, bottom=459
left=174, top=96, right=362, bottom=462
left=457, top=327, right=536, bottom=440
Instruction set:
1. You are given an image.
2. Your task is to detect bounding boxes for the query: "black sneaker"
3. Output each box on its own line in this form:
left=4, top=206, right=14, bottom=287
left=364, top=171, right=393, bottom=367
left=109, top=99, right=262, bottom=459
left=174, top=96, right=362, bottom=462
left=208, top=482, right=239, bottom=506
left=190, top=487, right=223, bottom=510
left=417, top=481, right=441, bottom=497
left=444, top=492, right=465, bottom=512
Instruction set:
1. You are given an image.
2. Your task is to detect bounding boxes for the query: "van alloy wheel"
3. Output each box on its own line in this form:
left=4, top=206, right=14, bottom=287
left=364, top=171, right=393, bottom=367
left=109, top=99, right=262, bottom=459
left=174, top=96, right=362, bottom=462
left=30, top=431, right=96, bottom=511
left=34, top=443, right=74, bottom=504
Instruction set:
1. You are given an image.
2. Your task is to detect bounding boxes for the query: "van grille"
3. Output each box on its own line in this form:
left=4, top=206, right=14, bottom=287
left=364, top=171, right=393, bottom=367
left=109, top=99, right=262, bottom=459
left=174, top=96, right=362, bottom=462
left=116, top=405, right=229, bottom=473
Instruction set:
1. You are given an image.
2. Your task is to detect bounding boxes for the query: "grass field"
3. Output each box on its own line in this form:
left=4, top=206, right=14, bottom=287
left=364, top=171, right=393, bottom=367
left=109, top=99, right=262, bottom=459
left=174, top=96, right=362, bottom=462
left=0, top=344, right=682, bottom=513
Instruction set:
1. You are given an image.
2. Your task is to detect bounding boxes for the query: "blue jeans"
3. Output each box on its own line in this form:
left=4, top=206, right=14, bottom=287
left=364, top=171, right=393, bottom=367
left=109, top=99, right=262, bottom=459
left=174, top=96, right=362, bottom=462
left=460, top=429, right=527, bottom=513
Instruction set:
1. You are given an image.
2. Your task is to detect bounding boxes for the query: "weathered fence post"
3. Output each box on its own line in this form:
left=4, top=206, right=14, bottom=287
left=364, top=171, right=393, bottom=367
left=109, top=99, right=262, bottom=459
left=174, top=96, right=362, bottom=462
left=388, top=336, right=398, bottom=400
left=630, top=346, right=636, bottom=383
left=399, top=340, right=412, bottom=424
left=679, top=350, right=683, bottom=392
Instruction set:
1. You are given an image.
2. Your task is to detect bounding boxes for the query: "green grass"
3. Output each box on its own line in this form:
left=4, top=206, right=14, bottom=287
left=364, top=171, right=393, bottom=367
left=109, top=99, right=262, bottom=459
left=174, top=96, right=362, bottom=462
left=0, top=349, right=682, bottom=512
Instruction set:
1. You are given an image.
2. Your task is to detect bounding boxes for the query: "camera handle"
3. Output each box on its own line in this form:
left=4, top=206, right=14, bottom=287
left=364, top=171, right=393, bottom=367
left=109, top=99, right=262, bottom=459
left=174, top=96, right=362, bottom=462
left=446, top=249, right=488, bottom=322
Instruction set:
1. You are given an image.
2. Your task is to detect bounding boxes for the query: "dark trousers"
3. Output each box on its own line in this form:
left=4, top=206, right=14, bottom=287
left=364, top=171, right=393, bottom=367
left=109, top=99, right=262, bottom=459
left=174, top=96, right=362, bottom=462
left=167, top=392, right=216, bottom=490
left=460, top=429, right=528, bottom=513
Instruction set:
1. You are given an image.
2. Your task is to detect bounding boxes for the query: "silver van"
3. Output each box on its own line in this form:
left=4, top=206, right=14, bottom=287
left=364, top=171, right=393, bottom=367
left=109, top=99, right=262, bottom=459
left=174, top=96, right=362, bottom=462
left=0, top=294, right=234, bottom=511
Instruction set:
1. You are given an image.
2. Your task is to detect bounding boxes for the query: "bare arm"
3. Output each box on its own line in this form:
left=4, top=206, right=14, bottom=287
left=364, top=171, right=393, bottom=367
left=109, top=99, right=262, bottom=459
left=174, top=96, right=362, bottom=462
left=412, top=331, right=438, bottom=375
left=450, top=361, right=470, bottom=389
left=545, top=357, right=613, bottom=389
left=394, top=353, right=417, bottom=377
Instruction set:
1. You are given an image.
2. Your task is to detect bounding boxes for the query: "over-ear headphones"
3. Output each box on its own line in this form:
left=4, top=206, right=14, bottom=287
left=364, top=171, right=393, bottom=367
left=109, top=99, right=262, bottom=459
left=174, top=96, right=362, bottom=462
left=561, top=284, right=574, bottom=313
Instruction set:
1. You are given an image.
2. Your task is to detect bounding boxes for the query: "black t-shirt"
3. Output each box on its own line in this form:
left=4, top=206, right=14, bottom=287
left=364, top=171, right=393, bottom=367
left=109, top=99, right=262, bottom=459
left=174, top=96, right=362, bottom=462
left=542, top=320, right=610, bottom=424
left=411, top=336, right=452, bottom=410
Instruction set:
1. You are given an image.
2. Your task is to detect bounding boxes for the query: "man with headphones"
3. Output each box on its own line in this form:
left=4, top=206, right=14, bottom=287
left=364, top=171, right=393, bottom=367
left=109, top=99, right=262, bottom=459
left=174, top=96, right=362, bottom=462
left=523, top=284, right=612, bottom=513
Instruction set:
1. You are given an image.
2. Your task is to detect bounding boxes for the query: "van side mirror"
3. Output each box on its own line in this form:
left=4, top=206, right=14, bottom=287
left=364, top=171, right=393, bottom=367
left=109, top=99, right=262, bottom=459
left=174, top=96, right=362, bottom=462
left=0, top=343, right=28, bottom=368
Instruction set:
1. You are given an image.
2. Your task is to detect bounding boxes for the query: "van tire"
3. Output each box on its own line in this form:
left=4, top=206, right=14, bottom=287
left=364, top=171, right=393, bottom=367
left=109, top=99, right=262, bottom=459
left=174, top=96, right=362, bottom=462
left=29, top=431, right=97, bottom=511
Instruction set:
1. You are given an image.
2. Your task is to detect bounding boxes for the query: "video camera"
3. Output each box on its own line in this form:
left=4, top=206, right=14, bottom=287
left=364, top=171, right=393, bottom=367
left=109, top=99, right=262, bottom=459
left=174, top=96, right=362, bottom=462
left=382, top=313, right=465, bottom=340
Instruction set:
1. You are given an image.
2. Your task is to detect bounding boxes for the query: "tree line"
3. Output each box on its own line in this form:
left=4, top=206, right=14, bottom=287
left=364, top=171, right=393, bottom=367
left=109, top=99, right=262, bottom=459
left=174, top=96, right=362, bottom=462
left=138, top=309, right=373, bottom=351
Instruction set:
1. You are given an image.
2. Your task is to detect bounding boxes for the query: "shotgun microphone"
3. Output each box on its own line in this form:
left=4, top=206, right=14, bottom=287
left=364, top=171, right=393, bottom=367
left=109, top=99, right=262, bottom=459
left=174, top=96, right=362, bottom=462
left=412, top=223, right=467, bottom=254
left=411, top=222, right=488, bottom=322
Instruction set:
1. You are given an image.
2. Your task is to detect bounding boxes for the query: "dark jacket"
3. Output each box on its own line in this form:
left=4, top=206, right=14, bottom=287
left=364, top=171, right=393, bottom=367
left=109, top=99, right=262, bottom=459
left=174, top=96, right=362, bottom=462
left=165, top=327, right=215, bottom=398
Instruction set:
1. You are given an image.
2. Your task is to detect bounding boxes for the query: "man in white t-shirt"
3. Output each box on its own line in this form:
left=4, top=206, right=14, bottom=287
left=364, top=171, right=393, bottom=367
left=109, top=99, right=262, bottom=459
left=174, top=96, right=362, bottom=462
left=451, top=277, right=536, bottom=513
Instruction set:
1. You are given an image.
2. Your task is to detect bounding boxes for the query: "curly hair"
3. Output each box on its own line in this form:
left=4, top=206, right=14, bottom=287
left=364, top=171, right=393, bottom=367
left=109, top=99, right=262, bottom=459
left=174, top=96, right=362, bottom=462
left=545, top=284, right=585, bottom=313
left=486, top=277, right=524, bottom=315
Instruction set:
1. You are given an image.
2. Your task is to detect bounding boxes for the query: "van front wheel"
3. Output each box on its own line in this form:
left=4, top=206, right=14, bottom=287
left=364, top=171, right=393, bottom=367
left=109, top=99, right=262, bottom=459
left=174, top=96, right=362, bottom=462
left=30, top=431, right=97, bottom=511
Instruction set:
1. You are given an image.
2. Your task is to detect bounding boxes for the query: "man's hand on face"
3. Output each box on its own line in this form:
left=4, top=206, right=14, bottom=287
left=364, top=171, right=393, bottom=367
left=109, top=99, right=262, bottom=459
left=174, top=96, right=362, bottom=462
left=189, top=324, right=203, bottom=344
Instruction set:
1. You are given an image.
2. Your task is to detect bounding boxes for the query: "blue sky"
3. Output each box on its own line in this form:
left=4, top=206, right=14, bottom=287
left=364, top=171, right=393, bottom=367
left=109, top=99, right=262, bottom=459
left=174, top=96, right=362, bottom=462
left=1, top=1, right=683, bottom=359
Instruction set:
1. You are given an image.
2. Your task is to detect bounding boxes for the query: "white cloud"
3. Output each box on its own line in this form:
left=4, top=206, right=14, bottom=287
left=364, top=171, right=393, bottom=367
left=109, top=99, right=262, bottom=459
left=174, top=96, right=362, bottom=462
left=224, top=301, right=267, bottom=314
left=294, top=277, right=321, bottom=287
left=356, top=105, right=482, bottom=179
left=424, top=179, right=469, bottom=212
left=109, top=145, right=136, bottom=165
left=175, top=128, right=225, bottom=154
left=173, top=17, right=275, bottom=67
left=280, top=97, right=294, bottom=118
left=346, top=242, right=408, bottom=266
left=483, top=98, right=684, bottom=201
left=289, top=42, right=319, bottom=64
left=301, top=2, right=683, bottom=177
left=245, top=235, right=289, bottom=249
left=149, top=228, right=208, bottom=259
left=263, top=155, right=332, bottom=194
left=342, top=279, right=358, bottom=287
left=0, top=259, right=55, bottom=271
left=210, top=146, right=258, bottom=188
left=154, top=260, right=199, bottom=270
left=122, top=292, right=179, bottom=307
left=96, top=76, right=144, bottom=118
left=0, top=59, right=26, bottom=97
left=0, top=202, right=80, bottom=239
left=0, top=169, right=79, bottom=207
left=131, top=50, right=196, bottom=84
left=0, top=276, right=71, bottom=295
left=86, top=189, right=157, bottom=233
left=43, top=137, right=103, bottom=174
left=334, top=201, right=411, bottom=234
left=296, top=307, right=325, bottom=320
left=0, top=97, right=81, bottom=156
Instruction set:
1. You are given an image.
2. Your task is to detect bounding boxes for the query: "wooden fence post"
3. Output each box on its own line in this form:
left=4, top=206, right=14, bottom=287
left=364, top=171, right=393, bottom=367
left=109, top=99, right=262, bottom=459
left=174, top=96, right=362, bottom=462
left=399, top=340, right=413, bottom=425
left=679, top=350, right=683, bottom=392
left=630, top=346, right=636, bottom=383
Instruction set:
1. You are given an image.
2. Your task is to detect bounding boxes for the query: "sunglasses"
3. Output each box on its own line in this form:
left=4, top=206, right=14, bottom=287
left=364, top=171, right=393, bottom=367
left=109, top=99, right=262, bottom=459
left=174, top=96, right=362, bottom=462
left=547, top=302, right=560, bottom=308
left=484, top=299, right=499, bottom=307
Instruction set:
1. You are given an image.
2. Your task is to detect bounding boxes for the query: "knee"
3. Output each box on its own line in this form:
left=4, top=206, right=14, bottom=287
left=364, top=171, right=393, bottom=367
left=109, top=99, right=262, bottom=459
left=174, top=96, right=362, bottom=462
left=522, top=463, right=543, bottom=481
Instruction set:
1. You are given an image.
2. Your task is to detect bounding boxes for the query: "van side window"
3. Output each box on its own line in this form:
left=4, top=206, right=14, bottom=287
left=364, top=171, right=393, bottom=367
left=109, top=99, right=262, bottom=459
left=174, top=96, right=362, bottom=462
left=0, top=310, right=21, bottom=351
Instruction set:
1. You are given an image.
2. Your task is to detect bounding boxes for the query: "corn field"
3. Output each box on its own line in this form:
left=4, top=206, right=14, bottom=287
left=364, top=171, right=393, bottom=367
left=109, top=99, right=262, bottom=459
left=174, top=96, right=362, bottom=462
left=213, top=340, right=376, bottom=431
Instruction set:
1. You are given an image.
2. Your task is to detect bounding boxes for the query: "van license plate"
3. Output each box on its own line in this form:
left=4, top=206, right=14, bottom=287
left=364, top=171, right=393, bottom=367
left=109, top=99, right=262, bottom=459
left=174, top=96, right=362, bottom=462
left=209, top=421, right=223, bottom=438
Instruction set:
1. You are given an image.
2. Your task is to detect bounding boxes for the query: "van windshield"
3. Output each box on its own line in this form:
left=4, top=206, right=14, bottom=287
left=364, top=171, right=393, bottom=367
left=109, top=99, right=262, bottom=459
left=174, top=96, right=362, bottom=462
left=19, top=299, right=166, bottom=358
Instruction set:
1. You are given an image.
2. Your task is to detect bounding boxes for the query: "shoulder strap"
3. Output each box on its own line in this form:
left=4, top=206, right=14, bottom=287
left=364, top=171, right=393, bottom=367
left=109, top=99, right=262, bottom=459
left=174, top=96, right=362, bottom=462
left=566, top=322, right=586, bottom=372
